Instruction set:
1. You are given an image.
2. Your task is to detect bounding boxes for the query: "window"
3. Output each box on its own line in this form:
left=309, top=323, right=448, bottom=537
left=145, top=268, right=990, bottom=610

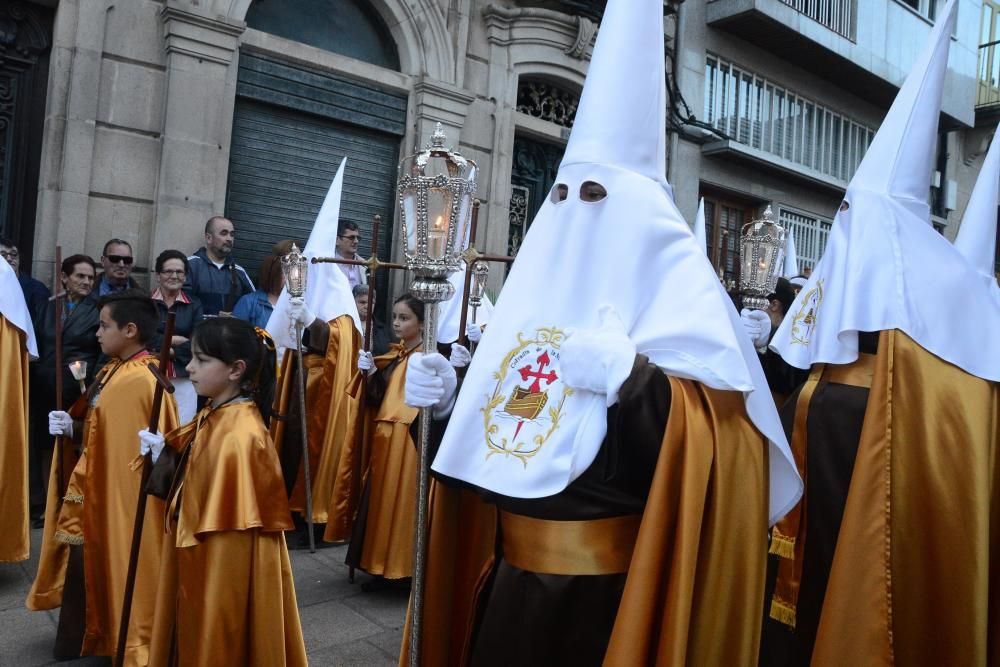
left=779, top=208, right=833, bottom=271
left=701, top=193, right=755, bottom=287
left=778, top=0, right=856, bottom=39
left=895, top=0, right=940, bottom=20
left=977, top=0, right=1000, bottom=108
left=705, top=55, right=875, bottom=184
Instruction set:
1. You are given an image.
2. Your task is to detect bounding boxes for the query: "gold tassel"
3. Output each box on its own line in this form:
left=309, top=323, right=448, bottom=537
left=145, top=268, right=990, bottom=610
left=769, top=531, right=795, bottom=559
left=63, top=493, right=83, bottom=504
left=54, top=530, right=84, bottom=546
left=769, top=597, right=797, bottom=628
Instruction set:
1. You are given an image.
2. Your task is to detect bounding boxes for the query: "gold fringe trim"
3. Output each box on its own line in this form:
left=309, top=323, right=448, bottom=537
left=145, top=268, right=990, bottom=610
left=54, top=531, right=84, bottom=546
left=769, top=531, right=795, bottom=559
left=63, top=493, right=83, bottom=504
left=769, top=597, right=797, bottom=628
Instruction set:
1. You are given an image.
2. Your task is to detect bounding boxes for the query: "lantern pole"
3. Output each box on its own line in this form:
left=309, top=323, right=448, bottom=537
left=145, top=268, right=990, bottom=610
left=397, top=124, right=478, bottom=667
left=281, top=244, right=316, bottom=554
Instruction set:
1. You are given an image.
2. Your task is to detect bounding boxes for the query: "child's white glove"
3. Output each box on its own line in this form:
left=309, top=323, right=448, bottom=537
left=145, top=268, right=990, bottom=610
left=466, top=323, right=483, bottom=344
left=48, top=411, right=73, bottom=437
left=449, top=343, right=472, bottom=368
left=357, top=350, right=375, bottom=374
left=405, top=352, right=458, bottom=418
left=138, top=429, right=166, bottom=463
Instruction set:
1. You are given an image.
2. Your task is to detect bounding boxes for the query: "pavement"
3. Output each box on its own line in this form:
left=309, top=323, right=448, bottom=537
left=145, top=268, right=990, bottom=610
left=0, top=527, right=408, bottom=666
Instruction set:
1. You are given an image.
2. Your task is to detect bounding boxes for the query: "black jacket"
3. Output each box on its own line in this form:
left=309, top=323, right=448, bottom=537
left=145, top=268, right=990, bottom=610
left=32, top=294, right=102, bottom=411
left=183, top=248, right=254, bottom=316
left=150, top=291, right=204, bottom=378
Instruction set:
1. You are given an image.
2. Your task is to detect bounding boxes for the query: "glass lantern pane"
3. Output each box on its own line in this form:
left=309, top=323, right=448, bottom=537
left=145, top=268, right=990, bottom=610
left=401, top=191, right=418, bottom=256
left=426, top=186, right=454, bottom=260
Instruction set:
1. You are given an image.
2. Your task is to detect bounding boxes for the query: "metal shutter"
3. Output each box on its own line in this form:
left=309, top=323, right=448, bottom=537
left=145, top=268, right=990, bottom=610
left=225, top=52, right=407, bottom=284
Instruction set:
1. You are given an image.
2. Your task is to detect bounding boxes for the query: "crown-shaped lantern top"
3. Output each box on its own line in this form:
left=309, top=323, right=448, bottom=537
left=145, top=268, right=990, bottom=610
left=740, top=205, right=787, bottom=310
left=397, top=123, right=478, bottom=283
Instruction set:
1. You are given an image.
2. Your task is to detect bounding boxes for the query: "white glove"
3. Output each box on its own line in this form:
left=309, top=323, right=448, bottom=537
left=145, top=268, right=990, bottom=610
left=287, top=297, right=315, bottom=328
left=740, top=308, right=772, bottom=350
left=405, top=352, right=458, bottom=418
left=559, top=306, right=636, bottom=407
left=357, top=350, right=375, bottom=373
left=48, top=411, right=73, bottom=437
left=466, top=323, right=483, bottom=344
left=449, top=343, right=472, bottom=368
left=138, top=429, right=166, bottom=463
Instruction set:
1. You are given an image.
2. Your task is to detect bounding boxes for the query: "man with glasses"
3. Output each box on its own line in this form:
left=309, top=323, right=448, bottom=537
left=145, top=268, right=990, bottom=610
left=1, top=236, right=49, bottom=316
left=184, top=215, right=254, bottom=316
left=335, top=220, right=367, bottom=289
left=97, top=238, right=142, bottom=296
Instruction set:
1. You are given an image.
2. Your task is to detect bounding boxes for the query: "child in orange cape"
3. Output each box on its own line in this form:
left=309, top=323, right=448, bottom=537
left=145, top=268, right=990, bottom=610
left=143, top=317, right=307, bottom=666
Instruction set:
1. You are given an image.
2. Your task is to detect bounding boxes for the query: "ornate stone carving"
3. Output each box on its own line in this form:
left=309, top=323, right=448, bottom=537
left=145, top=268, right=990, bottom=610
left=564, top=16, right=598, bottom=60
left=0, top=2, right=50, bottom=67
left=516, top=80, right=579, bottom=128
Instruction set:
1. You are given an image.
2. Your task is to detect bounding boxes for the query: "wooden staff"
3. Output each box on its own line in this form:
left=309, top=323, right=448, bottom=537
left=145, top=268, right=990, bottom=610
left=53, top=246, right=65, bottom=497
left=115, top=313, right=176, bottom=667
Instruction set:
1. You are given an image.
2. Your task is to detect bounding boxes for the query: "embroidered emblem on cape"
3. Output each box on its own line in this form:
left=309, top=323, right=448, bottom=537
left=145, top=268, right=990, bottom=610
left=482, top=327, right=573, bottom=467
left=790, top=279, right=824, bottom=346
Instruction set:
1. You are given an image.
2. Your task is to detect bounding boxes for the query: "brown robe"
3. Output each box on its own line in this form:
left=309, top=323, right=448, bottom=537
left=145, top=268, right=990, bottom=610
left=761, top=330, right=1000, bottom=666
left=402, top=357, right=772, bottom=666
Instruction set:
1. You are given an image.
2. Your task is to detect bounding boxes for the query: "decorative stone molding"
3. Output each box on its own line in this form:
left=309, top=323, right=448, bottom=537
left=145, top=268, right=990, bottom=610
left=0, top=2, right=50, bottom=66
left=484, top=4, right=595, bottom=61
left=516, top=80, right=578, bottom=128
left=413, top=76, right=477, bottom=133
left=161, top=2, right=245, bottom=66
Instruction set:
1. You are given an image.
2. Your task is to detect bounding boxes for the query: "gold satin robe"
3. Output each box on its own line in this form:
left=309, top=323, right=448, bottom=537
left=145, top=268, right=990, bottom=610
left=271, top=315, right=361, bottom=533
left=29, top=354, right=179, bottom=665
left=351, top=343, right=419, bottom=579
left=148, top=400, right=306, bottom=667
left=771, top=330, right=1000, bottom=665
left=0, top=315, right=30, bottom=562
left=401, top=375, right=770, bottom=666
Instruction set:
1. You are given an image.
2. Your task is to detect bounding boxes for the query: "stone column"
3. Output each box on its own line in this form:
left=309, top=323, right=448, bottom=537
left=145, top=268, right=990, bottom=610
left=151, top=1, right=245, bottom=261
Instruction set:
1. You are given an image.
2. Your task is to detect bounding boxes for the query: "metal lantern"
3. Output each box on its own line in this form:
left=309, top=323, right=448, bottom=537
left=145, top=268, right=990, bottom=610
left=739, top=205, right=786, bottom=310
left=470, top=260, right=489, bottom=322
left=281, top=243, right=309, bottom=299
left=397, top=123, right=478, bottom=302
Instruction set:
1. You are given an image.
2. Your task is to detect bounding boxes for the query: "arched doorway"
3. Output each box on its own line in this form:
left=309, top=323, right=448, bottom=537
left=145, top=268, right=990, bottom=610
left=224, top=0, right=406, bottom=281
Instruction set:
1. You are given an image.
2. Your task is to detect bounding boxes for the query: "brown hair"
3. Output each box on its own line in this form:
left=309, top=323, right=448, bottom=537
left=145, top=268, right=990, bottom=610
left=259, top=239, right=296, bottom=296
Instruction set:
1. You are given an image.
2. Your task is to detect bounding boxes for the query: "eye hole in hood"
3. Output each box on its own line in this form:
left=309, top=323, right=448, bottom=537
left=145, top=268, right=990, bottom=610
left=550, top=183, right=569, bottom=204
left=580, top=181, right=607, bottom=203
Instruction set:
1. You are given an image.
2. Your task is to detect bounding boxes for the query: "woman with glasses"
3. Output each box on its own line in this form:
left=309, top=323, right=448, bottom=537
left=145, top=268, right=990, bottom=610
left=231, top=240, right=289, bottom=329
left=150, top=250, right=204, bottom=422
left=30, top=254, right=102, bottom=525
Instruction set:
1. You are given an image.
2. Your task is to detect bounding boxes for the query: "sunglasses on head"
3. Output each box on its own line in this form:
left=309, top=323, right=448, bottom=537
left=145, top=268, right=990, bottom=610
left=106, top=254, right=134, bottom=265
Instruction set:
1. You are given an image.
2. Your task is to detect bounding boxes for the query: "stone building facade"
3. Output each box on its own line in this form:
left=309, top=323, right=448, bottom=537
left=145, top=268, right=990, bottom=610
left=3, top=0, right=994, bottom=302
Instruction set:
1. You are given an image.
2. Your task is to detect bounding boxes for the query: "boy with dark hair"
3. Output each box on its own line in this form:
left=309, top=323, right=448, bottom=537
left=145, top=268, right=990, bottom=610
left=29, top=290, right=178, bottom=665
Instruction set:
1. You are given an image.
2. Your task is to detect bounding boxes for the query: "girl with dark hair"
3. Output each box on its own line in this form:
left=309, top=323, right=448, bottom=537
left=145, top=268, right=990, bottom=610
left=141, top=317, right=306, bottom=666
left=345, top=293, right=424, bottom=587
left=150, top=249, right=204, bottom=422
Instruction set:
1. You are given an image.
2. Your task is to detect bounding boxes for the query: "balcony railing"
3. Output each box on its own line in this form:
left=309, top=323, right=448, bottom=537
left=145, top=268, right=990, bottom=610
left=778, top=0, right=856, bottom=40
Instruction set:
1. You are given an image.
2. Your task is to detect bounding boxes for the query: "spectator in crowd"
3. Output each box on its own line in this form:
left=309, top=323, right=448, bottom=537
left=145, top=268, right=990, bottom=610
left=184, top=216, right=254, bottom=316
left=150, top=249, right=203, bottom=423
left=29, top=254, right=101, bottom=524
left=335, top=220, right=367, bottom=289
left=232, top=240, right=289, bottom=329
left=353, top=283, right=392, bottom=356
left=97, top=238, right=142, bottom=296
left=1, top=237, right=49, bottom=316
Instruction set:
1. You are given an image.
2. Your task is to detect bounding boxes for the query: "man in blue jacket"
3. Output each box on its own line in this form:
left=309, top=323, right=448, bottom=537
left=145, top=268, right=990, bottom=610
left=184, top=215, right=254, bottom=316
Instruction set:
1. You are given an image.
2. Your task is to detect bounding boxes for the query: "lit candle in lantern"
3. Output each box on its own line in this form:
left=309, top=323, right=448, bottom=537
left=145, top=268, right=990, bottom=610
left=428, top=215, right=447, bottom=259
left=68, top=360, right=88, bottom=394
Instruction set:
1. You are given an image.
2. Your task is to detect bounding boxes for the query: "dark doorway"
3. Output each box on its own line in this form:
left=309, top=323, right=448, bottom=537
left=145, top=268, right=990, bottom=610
left=508, top=134, right=565, bottom=259
left=0, top=2, right=54, bottom=275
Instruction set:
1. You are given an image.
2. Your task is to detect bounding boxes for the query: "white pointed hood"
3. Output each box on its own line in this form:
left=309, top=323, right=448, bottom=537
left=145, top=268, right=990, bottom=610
left=432, top=0, right=801, bottom=525
left=784, top=231, right=799, bottom=278
left=694, top=197, right=708, bottom=254
left=771, top=0, right=1000, bottom=382
left=267, top=157, right=361, bottom=348
left=955, top=123, right=1000, bottom=290
left=0, top=258, right=38, bottom=359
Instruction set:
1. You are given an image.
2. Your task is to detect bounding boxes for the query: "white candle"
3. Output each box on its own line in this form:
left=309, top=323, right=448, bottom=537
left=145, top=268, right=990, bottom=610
left=428, top=215, right=447, bottom=258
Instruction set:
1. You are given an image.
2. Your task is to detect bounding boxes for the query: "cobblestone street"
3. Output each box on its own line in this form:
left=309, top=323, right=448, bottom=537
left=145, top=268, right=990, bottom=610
left=0, top=528, right=407, bottom=666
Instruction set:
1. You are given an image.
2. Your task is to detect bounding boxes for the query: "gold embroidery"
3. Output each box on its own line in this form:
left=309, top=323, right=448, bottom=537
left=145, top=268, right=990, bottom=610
left=790, top=279, right=824, bottom=346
